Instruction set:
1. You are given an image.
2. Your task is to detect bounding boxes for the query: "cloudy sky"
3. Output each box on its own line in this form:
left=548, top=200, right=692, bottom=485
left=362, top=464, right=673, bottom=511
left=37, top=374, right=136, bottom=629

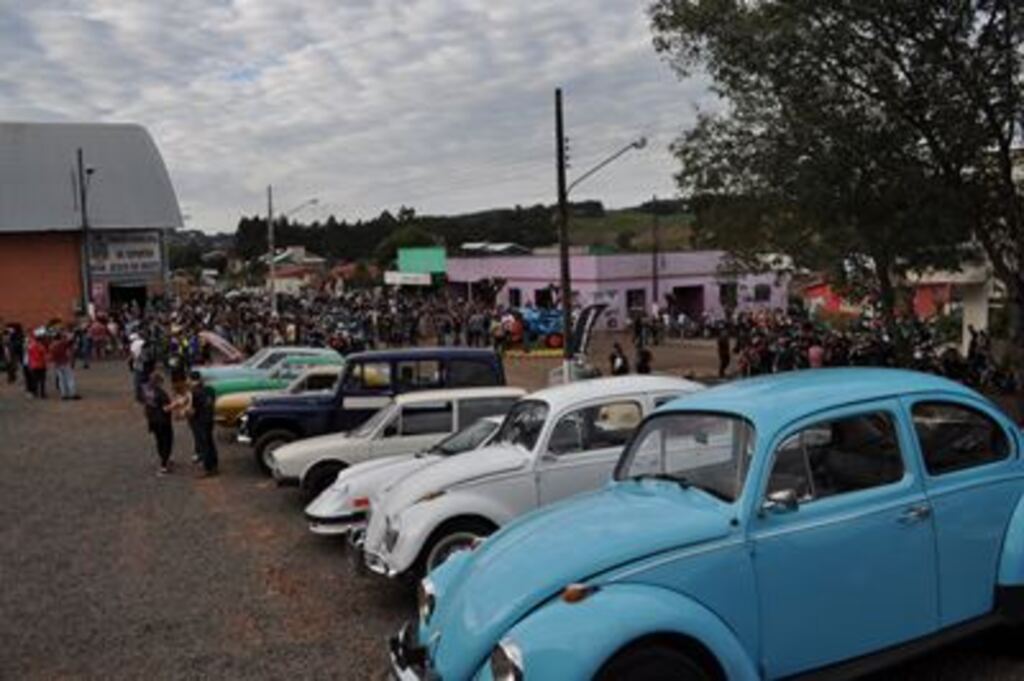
left=0, top=1, right=712, bottom=233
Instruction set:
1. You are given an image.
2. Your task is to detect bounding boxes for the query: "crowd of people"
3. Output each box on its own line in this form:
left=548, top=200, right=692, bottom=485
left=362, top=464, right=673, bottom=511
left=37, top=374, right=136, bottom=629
left=3, top=289, right=1017, bottom=477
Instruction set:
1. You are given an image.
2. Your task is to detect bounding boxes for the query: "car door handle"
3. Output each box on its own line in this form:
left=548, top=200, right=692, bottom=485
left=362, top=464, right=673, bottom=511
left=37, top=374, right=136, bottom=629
left=898, top=505, right=932, bottom=525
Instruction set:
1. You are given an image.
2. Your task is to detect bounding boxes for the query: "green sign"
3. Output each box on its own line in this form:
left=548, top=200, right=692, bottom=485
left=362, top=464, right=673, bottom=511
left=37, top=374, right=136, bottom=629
left=398, top=247, right=447, bottom=274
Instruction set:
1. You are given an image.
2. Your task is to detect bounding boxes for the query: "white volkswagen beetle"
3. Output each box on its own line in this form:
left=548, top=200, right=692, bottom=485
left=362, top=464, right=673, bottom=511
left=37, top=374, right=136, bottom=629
left=361, top=374, right=704, bottom=579
left=304, top=415, right=505, bottom=537
left=268, top=387, right=526, bottom=498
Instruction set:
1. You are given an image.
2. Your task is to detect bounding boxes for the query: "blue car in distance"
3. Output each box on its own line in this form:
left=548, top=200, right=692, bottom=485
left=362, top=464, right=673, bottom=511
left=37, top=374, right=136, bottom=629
left=392, top=368, right=1024, bottom=681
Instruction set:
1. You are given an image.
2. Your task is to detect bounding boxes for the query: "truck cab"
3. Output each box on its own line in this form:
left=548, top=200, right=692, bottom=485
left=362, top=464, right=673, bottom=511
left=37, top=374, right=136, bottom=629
left=238, top=347, right=505, bottom=473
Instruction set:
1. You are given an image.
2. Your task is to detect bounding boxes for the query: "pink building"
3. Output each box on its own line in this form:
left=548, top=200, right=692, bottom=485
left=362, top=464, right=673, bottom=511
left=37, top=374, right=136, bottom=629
left=446, top=250, right=789, bottom=329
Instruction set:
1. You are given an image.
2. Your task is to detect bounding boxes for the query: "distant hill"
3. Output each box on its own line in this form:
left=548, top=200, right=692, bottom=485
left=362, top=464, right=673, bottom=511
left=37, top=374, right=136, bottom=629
left=570, top=205, right=694, bottom=252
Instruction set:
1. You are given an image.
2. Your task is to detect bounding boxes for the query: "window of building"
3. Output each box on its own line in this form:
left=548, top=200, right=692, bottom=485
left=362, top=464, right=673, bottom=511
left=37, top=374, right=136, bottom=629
left=767, top=412, right=904, bottom=502
left=754, top=284, right=772, bottom=303
left=508, top=288, right=523, bottom=308
left=911, top=402, right=1011, bottom=475
left=719, top=283, right=738, bottom=308
left=534, top=288, right=553, bottom=309
left=626, top=288, right=647, bottom=311
left=548, top=400, right=643, bottom=456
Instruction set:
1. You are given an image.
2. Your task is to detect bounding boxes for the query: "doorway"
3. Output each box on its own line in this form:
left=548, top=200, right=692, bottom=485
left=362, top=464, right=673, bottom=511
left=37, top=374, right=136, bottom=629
left=109, top=284, right=148, bottom=310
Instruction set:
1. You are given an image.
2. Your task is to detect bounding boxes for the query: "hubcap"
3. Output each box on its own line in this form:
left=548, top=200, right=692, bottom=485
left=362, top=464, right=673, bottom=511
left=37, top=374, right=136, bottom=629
left=427, top=531, right=479, bottom=572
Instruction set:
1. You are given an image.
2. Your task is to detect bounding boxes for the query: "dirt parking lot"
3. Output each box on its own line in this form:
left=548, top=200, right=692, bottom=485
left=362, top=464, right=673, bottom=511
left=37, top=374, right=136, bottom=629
left=2, top=343, right=1023, bottom=680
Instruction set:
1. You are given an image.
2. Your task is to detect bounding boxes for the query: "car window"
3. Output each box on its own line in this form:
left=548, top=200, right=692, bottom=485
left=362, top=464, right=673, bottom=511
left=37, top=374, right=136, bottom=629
left=355, top=404, right=398, bottom=438
left=494, top=400, right=549, bottom=451
left=617, top=413, right=755, bottom=502
left=256, top=351, right=286, bottom=370
left=457, top=396, right=519, bottom=427
left=548, top=400, right=643, bottom=456
left=399, top=401, right=454, bottom=436
left=305, top=374, right=338, bottom=391
left=342, top=361, right=391, bottom=392
left=912, top=402, right=1011, bottom=475
left=448, top=359, right=498, bottom=387
left=653, top=393, right=682, bottom=408
left=432, top=418, right=500, bottom=455
left=767, top=412, right=904, bottom=503
left=395, top=360, right=444, bottom=390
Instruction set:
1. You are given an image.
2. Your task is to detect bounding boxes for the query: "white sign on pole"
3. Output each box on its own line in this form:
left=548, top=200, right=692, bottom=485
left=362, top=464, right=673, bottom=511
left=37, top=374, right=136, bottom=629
left=384, top=271, right=432, bottom=286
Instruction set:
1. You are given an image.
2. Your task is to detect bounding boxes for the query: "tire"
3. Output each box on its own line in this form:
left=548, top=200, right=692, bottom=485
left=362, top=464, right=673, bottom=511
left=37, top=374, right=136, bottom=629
left=416, top=518, right=495, bottom=578
left=302, top=461, right=345, bottom=501
left=597, top=644, right=713, bottom=681
left=253, top=429, right=296, bottom=475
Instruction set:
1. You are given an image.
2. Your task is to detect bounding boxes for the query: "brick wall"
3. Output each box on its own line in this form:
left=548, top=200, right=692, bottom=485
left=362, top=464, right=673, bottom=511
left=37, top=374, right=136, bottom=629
left=0, top=232, right=83, bottom=328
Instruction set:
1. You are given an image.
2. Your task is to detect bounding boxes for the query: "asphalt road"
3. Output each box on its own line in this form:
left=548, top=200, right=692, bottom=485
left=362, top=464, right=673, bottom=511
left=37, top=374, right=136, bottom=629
left=1, top=359, right=1023, bottom=680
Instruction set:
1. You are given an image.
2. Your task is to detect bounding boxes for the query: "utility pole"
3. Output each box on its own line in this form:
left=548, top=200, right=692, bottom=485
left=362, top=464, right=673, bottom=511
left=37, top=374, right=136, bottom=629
left=267, top=185, right=277, bottom=317
left=651, top=194, right=660, bottom=313
left=76, top=148, right=92, bottom=316
left=555, top=89, right=573, bottom=381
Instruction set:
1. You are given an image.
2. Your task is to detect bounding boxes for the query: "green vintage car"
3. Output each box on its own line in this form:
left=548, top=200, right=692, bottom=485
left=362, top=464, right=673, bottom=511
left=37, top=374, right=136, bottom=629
left=210, top=354, right=343, bottom=398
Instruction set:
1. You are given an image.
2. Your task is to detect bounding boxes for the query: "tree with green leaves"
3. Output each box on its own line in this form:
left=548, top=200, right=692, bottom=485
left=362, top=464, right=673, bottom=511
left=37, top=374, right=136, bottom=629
left=651, top=0, right=1022, bottom=333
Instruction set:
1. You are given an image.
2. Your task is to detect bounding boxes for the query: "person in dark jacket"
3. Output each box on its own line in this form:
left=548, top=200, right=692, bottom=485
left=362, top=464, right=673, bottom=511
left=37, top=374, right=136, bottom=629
left=609, top=342, right=630, bottom=375
left=143, top=372, right=175, bottom=475
left=187, top=371, right=218, bottom=476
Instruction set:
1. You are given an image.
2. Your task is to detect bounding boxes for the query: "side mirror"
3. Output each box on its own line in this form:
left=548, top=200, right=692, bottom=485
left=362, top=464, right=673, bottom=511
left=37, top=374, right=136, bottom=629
left=763, top=489, right=799, bottom=515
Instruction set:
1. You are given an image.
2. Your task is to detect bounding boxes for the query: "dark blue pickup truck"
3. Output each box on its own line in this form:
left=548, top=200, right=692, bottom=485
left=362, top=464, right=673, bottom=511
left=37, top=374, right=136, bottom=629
left=238, top=347, right=506, bottom=472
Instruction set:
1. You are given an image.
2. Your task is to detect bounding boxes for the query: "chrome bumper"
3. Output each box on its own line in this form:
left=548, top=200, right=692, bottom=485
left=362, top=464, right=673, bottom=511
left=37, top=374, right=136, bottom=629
left=388, top=620, right=432, bottom=680
left=363, top=547, right=399, bottom=578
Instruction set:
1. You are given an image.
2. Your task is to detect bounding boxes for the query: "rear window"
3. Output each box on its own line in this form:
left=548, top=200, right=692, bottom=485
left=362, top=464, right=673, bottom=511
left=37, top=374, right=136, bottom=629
left=457, top=396, right=519, bottom=427
left=448, top=359, right=499, bottom=387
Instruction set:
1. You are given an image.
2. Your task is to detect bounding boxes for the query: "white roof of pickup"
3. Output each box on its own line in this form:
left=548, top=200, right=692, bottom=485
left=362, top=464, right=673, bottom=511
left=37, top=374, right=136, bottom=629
left=394, top=386, right=527, bottom=405
left=0, top=122, right=182, bottom=233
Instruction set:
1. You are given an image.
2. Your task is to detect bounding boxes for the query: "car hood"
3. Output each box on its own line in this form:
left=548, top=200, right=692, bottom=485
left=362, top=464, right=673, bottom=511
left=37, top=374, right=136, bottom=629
left=378, top=444, right=530, bottom=517
left=213, top=377, right=276, bottom=394
left=429, top=481, right=734, bottom=679
left=205, top=368, right=264, bottom=383
left=217, top=390, right=272, bottom=407
left=305, top=454, right=440, bottom=519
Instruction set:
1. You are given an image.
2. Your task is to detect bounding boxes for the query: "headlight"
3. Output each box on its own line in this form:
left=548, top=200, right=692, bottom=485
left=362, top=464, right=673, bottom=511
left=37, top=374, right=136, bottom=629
left=384, top=516, right=400, bottom=552
left=490, top=639, right=524, bottom=681
left=417, top=578, right=436, bottom=623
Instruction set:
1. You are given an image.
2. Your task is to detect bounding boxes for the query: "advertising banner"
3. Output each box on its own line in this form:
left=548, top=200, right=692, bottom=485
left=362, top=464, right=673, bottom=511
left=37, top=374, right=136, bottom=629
left=89, top=230, right=164, bottom=282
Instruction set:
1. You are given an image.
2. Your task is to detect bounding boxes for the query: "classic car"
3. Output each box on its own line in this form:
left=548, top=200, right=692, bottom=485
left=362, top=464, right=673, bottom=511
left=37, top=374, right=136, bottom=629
left=361, top=375, right=703, bottom=580
left=209, top=354, right=343, bottom=398
left=392, top=368, right=1024, bottom=681
left=269, top=387, right=525, bottom=498
left=238, top=347, right=506, bottom=474
left=214, top=365, right=342, bottom=428
left=198, top=345, right=339, bottom=383
left=304, top=415, right=505, bottom=537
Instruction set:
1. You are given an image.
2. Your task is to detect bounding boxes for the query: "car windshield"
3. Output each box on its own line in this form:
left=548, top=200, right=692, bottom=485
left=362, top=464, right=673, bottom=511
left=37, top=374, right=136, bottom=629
left=352, top=403, right=397, bottom=438
left=243, top=347, right=272, bottom=368
left=493, top=400, right=549, bottom=452
left=616, top=412, right=756, bottom=503
left=429, top=418, right=499, bottom=456
left=256, top=351, right=289, bottom=370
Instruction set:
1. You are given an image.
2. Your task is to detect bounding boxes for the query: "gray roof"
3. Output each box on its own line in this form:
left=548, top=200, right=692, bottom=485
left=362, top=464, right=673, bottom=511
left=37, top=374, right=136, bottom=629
left=0, top=122, right=182, bottom=233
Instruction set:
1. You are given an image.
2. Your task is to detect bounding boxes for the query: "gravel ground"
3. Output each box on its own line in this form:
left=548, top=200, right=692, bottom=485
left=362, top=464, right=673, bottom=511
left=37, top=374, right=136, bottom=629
left=2, top=352, right=1023, bottom=680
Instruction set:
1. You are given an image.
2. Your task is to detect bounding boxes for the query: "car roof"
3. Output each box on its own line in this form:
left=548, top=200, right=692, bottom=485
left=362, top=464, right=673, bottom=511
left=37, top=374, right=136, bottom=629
left=280, top=353, right=342, bottom=365
left=659, top=368, right=981, bottom=433
left=346, top=347, right=499, bottom=362
left=528, top=374, right=704, bottom=412
left=394, top=386, right=526, bottom=405
left=297, top=365, right=343, bottom=377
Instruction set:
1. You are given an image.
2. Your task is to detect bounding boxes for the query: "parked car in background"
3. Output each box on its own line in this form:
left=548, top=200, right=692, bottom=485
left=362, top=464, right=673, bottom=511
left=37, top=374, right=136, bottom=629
left=362, top=375, right=703, bottom=579
left=270, top=387, right=525, bottom=499
left=198, top=346, right=339, bottom=383
left=210, top=354, right=343, bottom=398
left=395, top=369, right=1024, bottom=681
left=305, top=415, right=505, bottom=537
left=214, top=365, right=342, bottom=428
left=238, top=347, right=506, bottom=474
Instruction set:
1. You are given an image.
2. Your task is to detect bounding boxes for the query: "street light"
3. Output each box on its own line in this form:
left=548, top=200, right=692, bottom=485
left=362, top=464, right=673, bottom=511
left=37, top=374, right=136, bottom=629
left=76, top=148, right=97, bottom=317
left=266, top=186, right=318, bottom=316
left=555, top=88, right=647, bottom=381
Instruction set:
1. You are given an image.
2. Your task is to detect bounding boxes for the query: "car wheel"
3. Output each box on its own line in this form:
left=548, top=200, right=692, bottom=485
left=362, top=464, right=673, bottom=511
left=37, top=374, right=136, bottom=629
left=302, top=462, right=345, bottom=501
left=418, top=518, right=494, bottom=577
left=597, top=643, right=714, bottom=681
left=253, top=429, right=296, bottom=475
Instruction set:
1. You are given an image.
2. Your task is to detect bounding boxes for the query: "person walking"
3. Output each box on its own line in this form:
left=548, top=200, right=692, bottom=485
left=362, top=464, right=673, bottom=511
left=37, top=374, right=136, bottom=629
left=188, top=371, right=218, bottom=476
left=5, top=324, right=23, bottom=385
left=50, top=328, right=80, bottom=400
left=143, top=372, right=175, bottom=475
left=27, top=329, right=48, bottom=399
left=717, top=327, right=731, bottom=378
left=609, top=342, right=630, bottom=375
left=636, top=348, right=653, bottom=375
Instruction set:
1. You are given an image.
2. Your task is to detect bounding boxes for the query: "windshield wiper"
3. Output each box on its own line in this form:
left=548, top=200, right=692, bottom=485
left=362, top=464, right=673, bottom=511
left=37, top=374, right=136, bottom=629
left=631, top=473, right=691, bottom=489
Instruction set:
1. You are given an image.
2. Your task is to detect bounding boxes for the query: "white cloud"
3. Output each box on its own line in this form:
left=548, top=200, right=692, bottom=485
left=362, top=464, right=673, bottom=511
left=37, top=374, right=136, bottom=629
left=0, top=0, right=711, bottom=233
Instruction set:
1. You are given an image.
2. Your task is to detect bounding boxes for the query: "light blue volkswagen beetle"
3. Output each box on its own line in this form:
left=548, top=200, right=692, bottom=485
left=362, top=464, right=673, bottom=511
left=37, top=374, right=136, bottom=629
left=389, top=368, right=1024, bottom=680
